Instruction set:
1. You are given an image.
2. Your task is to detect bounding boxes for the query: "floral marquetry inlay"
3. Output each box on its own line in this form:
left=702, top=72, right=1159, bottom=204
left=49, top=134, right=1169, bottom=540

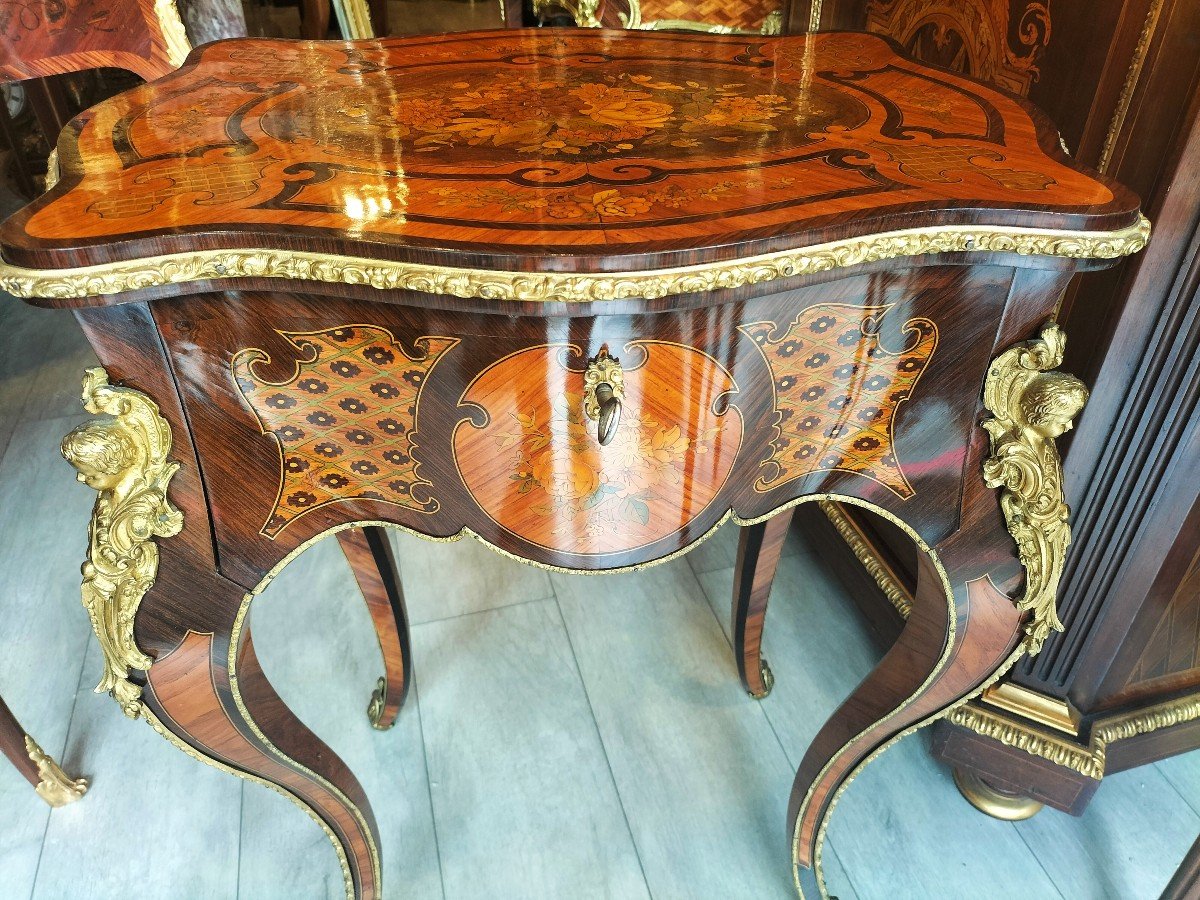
left=454, top=342, right=742, bottom=556
left=742, top=303, right=938, bottom=496
left=385, top=72, right=816, bottom=161
left=233, top=326, right=457, bottom=536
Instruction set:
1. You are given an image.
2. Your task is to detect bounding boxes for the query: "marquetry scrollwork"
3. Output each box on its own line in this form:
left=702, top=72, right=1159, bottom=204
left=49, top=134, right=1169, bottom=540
left=24, top=736, right=88, bottom=807
left=60, top=368, right=183, bottom=718
left=981, top=324, right=1088, bottom=655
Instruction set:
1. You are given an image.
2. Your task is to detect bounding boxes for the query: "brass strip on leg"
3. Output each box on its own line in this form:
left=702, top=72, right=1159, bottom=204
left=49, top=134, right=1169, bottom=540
left=818, top=499, right=913, bottom=618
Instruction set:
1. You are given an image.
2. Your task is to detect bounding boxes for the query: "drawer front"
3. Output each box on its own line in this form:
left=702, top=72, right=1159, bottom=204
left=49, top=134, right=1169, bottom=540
left=159, top=267, right=1005, bottom=579
left=453, top=341, right=743, bottom=556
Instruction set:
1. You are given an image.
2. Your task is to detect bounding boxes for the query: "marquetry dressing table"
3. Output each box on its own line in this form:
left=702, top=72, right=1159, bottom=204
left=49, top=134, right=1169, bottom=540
left=0, top=30, right=1146, bottom=898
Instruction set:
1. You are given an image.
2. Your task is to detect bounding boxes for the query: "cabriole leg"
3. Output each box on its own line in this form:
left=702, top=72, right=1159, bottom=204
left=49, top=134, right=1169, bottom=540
left=337, top=526, right=413, bottom=730
left=791, top=322, right=1088, bottom=896
left=0, top=694, right=88, bottom=806
left=60, top=366, right=382, bottom=898
left=731, top=510, right=794, bottom=698
left=138, top=563, right=383, bottom=900
left=789, top=548, right=1024, bottom=897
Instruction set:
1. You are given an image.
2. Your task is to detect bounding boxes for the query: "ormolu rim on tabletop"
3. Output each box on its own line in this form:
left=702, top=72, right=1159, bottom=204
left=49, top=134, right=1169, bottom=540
left=0, top=216, right=1150, bottom=304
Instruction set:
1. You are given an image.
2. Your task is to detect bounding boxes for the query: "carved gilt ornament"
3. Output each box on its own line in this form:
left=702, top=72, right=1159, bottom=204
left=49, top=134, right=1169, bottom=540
left=153, top=0, right=193, bottom=68
left=61, top=368, right=183, bottom=718
left=24, top=736, right=88, bottom=807
left=531, top=0, right=601, bottom=26
left=982, top=323, right=1087, bottom=655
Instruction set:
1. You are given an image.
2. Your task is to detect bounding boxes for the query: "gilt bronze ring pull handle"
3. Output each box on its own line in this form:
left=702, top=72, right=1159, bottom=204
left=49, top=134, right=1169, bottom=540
left=584, top=348, right=624, bottom=446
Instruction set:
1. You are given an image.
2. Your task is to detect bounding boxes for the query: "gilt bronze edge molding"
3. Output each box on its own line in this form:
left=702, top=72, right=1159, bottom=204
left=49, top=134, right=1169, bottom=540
left=331, top=0, right=375, bottom=40
left=1098, top=0, right=1166, bottom=173
left=807, top=0, right=821, bottom=32
left=982, top=681, right=1079, bottom=734
left=790, top=537, right=958, bottom=898
left=818, top=499, right=1083, bottom=733
left=228, top=598, right=375, bottom=898
left=947, top=691, right=1200, bottom=779
left=23, top=736, right=88, bottom=807
left=802, top=639, right=1028, bottom=898
left=139, top=704, right=355, bottom=899
left=0, top=216, right=1150, bottom=304
left=60, top=368, right=183, bottom=718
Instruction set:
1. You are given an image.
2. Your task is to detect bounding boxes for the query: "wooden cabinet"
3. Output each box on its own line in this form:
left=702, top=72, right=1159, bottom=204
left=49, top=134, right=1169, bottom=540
left=804, top=0, right=1200, bottom=817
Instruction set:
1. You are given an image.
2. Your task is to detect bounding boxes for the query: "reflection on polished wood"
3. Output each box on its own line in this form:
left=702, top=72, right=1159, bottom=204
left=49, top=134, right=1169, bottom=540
left=0, top=28, right=1145, bottom=900
left=0, top=0, right=189, bottom=84
left=0, top=30, right=1137, bottom=277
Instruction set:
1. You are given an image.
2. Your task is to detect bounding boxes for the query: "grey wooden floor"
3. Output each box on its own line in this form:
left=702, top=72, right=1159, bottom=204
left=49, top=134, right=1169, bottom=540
left=2, top=280, right=1200, bottom=899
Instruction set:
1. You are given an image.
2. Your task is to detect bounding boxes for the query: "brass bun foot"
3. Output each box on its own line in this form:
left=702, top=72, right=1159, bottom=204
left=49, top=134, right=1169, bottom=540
left=367, top=676, right=392, bottom=731
left=749, top=658, right=775, bottom=700
left=952, top=767, right=1043, bottom=821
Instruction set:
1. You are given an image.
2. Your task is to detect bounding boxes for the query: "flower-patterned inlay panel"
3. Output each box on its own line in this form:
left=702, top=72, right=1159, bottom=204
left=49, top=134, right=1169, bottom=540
left=741, top=303, right=937, bottom=496
left=294, top=71, right=855, bottom=164
left=233, top=325, right=457, bottom=536
left=454, top=342, right=742, bottom=556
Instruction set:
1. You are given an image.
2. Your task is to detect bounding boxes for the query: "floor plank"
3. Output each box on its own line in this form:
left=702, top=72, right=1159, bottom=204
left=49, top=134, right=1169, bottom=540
left=0, top=417, right=96, bottom=897
left=1015, top=763, right=1200, bottom=899
left=696, top=552, right=882, bottom=731
left=1155, top=751, right=1200, bottom=818
left=22, top=315, right=98, bottom=425
left=414, top=596, right=646, bottom=899
left=828, top=735, right=1061, bottom=900
left=245, top=536, right=442, bottom=900
left=0, top=298, right=61, bottom=460
left=553, top=559, right=799, bottom=899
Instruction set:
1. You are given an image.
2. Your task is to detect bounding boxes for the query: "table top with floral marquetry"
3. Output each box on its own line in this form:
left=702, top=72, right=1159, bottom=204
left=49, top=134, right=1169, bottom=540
left=0, top=29, right=1140, bottom=284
